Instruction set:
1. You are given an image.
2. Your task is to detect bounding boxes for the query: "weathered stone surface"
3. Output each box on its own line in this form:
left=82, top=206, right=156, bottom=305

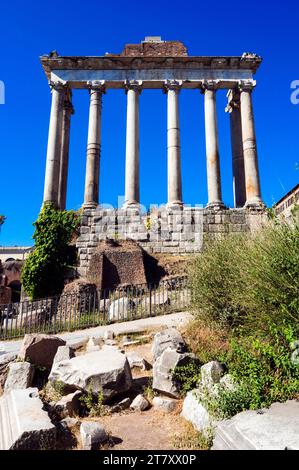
left=152, top=396, right=177, bottom=413
left=110, top=397, right=131, bottom=413
left=109, top=297, right=135, bottom=322
left=0, top=388, right=56, bottom=450
left=80, top=421, right=107, bottom=450
left=53, top=345, right=75, bottom=365
left=4, top=361, right=34, bottom=394
left=54, top=390, right=82, bottom=418
left=126, top=352, right=152, bottom=371
left=200, top=361, right=225, bottom=393
left=59, top=417, right=80, bottom=430
left=103, top=329, right=114, bottom=340
left=0, top=353, right=17, bottom=393
left=49, top=346, right=132, bottom=401
left=153, top=347, right=200, bottom=398
left=212, top=400, right=299, bottom=450
left=88, top=239, right=147, bottom=290
left=86, top=336, right=101, bottom=352
left=130, top=394, right=149, bottom=411
left=18, top=334, right=66, bottom=370
left=152, top=328, right=187, bottom=362
left=181, top=389, right=215, bottom=434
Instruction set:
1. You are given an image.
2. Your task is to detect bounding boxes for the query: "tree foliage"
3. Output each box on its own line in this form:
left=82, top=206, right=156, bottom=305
left=21, top=203, right=80, bottom=299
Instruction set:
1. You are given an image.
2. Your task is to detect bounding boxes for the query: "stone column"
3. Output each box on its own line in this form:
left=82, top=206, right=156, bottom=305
left=43, top=82, right=65, bottom=206
left=58, top=90, right=74, bottom=210
left=124, top=80, right=142, bottom=207
left=83, top=81, right=105, bottom=208
left=226, top=89, right=246, bottom=208
left=164, top=80, right=183, bottom=207
left=239, top=81, right=263, bottom=207
left=202, top=81, right=224, bottom=209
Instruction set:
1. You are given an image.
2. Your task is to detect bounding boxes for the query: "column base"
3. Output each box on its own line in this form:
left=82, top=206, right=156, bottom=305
left=82, top=202, right=98, bottom=210
left=244, top=199, right=266, bottom=210
left=123, top=200, right=141, bottom=209
left=206, top=201, right=227, bottom=211
left=167, top=200, right=184, bottom=210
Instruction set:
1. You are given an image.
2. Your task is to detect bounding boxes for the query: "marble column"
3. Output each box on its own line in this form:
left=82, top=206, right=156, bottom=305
left=202, top=81, right=224, bottom=209
left=43, top=81, right=65, bottom=206
left=226, top=89, right=246, bottom=208
left=83, top=81, right=105, bottom=208
left=164, top=80, right=183, bottom=207
left=124, top=80, right=142, bottom=207
left=58, top=90, right=74, bottom=210
left=239, top=81, right=263, bottom=207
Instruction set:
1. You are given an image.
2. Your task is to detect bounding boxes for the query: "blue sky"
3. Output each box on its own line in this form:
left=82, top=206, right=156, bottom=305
left=0, top=0, right=298, bottom=245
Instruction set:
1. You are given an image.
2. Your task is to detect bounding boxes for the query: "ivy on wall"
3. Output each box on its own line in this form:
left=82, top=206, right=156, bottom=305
left=22, top=203, right=81, bottom=300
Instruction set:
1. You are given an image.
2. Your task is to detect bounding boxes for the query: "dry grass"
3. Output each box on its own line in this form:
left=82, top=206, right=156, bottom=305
left=181, top=319, right=230, bottom=364
left=172, top=421, right=213, bottom=450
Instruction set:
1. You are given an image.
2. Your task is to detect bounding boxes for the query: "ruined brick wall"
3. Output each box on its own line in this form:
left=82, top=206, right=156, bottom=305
left=76, top=207, right=268, bottom=277
left=121, top=41, right=188, bottom=57
left=87, top=239, right=147, bottom=290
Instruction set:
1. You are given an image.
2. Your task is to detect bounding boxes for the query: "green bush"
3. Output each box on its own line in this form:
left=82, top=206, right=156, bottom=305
left=188, top=216, right=299, bottom=414
left=189, top=217, right=299, bottom=335
left=189, top=234, right=247, bottom=329
left=173, top=360, right=203, bottom=395
left=22, top=203, right=80, bottom=299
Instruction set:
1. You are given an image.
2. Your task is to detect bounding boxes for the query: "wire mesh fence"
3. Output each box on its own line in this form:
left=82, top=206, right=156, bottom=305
left=0, top=276, right=190, bottom=340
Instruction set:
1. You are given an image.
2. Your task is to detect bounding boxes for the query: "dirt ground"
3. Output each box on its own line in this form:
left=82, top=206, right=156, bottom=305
left=73, top=338, right=190, bottom=450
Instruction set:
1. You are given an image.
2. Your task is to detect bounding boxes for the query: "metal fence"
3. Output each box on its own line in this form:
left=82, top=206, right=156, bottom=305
left=0, top=276, right=190, bottom=340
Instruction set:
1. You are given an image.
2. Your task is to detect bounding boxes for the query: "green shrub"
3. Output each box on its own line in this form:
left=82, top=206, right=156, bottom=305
left=189, top=234, right=247, bottom=329
left=173, top=360, right=203, bottom=395
left=80, top=385, right=107, bottom=417
left=223, top=322, right=299, bottom=411
left=189, top=217, right=299, bottom=336
left=22, top=203, right=80, bottom=299
left=239, top=220, right=299, bottom=334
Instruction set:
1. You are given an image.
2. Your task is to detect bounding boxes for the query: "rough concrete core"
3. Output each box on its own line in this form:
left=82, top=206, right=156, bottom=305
left=120, top=39, right=188, bottom=57
left=87, top=239, right=147, bottom=290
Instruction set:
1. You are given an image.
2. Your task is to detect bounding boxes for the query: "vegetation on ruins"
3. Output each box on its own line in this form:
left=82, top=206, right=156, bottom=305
left=0, top=215, right=6, bottom=231
left=187, top=214, right=299, bottom=417
left=21, top=203, right=80, bottom=299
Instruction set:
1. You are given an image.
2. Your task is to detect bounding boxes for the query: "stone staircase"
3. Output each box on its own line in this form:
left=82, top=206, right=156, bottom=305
left=0, top=388, right=56, bottom=450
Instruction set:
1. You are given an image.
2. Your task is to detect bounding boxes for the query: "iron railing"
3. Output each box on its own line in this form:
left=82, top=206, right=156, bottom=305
left=0, top=276, right=190, bottom=340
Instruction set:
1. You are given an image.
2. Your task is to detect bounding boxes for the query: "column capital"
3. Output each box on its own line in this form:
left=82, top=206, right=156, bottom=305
left=87, top=80, right=106, bottom=93
left=200, top=80, right=220, bottom=93
left=48, top=80, right=68, bottom=93
left=124, top=80, right=143, bottom=93
left=163, top=79, right=183, bottom=93
left=238, top=80, right=256, bottom=92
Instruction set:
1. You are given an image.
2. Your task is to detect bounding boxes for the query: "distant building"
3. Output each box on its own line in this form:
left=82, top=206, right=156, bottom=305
left=0, top=246, right=33, bottom=263
left=274, top=183, right=299, bottom=220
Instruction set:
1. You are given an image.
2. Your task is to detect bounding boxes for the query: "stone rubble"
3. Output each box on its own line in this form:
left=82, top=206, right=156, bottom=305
left=152, top=396, right=177, bottom=413
left=18, top=334, right=66, bottom=370
left=130, top=394, right=150, bottom=411
left=54, top=390, right=82, bottom=418
left=0, top=388, right=56, bottom=450
left=152, top=328, right=187, bottom=362
left=153, top=347, right=200, bottom=398
left=52, top=345, right=75, bottom=365
left=4, top=361, right=34, bottom=394
left=49, top=345, right=132, bottom=401
left=80, top=421, right=108, bottom=450
left=126, top=351, right=152, bottom=371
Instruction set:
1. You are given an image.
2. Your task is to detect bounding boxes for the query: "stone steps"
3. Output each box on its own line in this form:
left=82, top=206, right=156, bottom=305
left=0, top=388, right=56, bottom=450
